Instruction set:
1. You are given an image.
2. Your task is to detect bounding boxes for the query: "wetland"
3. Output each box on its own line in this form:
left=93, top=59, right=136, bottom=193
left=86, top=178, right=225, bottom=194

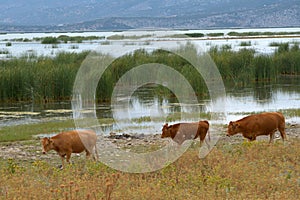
left=0, top=27, right=299, bottom=199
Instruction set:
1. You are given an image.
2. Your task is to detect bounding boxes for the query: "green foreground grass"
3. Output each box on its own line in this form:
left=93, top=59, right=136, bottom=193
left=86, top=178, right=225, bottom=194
left=0, top=139, right=299, bottom=199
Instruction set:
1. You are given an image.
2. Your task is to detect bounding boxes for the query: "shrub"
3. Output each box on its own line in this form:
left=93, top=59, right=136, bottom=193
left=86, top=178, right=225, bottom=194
left=240, top=41, right=251, bottom=46
left=185, top=33, right=205, bottom=37
left=5, top=42, right=12, bottom=46
left=41, top=37, right=58, bottom=44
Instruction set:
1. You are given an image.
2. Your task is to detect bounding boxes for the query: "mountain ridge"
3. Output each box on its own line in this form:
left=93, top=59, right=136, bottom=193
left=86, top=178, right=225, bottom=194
left=0, top=0, right=299, bottom=31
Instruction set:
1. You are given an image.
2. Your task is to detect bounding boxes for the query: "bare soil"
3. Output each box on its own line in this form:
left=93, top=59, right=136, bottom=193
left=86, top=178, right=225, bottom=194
left=0, top=124, right=299, bottom=163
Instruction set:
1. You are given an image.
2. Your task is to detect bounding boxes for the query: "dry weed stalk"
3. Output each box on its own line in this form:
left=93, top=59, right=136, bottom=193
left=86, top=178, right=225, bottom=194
left=105, top=173, right=120, bottom=200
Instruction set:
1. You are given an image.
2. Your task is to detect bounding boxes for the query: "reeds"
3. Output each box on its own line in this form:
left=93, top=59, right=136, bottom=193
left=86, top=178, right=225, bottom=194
left=0, top=51, right=89, bottom=103
left=0, top=43, right=299, bottom=103
left=209, top=42, right=300, bottom=85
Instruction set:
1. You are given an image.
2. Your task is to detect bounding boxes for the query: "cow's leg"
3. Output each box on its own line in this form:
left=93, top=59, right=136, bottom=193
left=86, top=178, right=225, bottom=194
left=94, top=146, right=99, bottom=161
left=246, top=135, right=256, bottom=141
left=243, top=133, right=255, bottom=141
left=199, top=138, right=203, bottom=146
left=89, top=147, right=98, bottom=161
left=269, top=133, right=274, bottom=144
left=269, top=130, right=277, bottom=144
left=278, top=126, right=287, bottom=142
left=201, top=138, right=210, bottom=149
left=85, top=150, right=92, bottom=160
left=60, top=155, right=65, bottom=169
left=66, top=153, right=71, bottom=165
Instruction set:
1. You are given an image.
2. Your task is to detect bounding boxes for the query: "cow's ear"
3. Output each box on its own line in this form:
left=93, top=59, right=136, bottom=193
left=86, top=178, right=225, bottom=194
left=229, top=121, right=236, bottom=128
left=163, top=123, right=168, bottom=128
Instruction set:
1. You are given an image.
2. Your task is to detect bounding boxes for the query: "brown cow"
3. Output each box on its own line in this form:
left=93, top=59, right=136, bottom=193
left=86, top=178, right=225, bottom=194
left=227, top=112, right=287, bottom=143
left=161, top=120, right=210, bottom=146
left=41, top=129, right=98, bottom=168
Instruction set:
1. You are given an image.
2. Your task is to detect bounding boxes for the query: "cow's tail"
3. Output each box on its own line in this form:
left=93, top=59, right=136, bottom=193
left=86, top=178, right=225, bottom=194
left=204, top=120, right=211, bottom=142
left=207, top=129, right=211, bottom=142
left=94, top=145, right=99, bottom=161
left=205, top=127, right=211, bottom=150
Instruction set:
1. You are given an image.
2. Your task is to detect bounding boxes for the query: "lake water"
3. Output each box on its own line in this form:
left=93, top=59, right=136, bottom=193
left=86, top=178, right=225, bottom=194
left=1, top=27, right=300, bottom=58
left=0, top=28, right=299, bottom=135
left=0, top=77, right=299, bottom=135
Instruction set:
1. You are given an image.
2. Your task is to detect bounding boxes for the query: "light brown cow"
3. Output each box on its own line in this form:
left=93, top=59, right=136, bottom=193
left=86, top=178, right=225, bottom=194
left=161, top=120, right=210, bottom=146
left=41, top=129, right=98, bottom=168
left=227, top=112, right=287, bottom=143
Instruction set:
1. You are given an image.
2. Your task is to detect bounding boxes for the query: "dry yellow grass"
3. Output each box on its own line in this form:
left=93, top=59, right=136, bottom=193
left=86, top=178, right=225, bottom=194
left=0, top=139, right=299, bottom=199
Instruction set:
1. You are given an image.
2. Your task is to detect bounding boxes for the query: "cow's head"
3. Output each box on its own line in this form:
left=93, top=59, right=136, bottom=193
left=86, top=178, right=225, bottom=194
left=227, top=121, right=241, bottom=136
left=41, top=137, right=54, bottom=154
left=161, top=123, right=171, bottom=138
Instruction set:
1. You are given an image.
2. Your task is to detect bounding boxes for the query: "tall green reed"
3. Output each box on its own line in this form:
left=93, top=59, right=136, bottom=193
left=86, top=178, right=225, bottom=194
left=0, top=42, right=299, bottom=103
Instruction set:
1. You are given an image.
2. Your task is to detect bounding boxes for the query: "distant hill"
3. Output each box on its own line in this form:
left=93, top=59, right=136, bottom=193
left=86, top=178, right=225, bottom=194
left=0, top=0, right=299, bottom=31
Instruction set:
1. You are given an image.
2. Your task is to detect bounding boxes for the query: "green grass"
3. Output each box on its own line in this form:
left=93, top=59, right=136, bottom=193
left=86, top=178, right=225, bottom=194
left=240, top=41, right=251, bottom=46
left=0, top=120, right=76, bottom=141
left=0, top=49, right=9, bottom=54
left=185, top=33, right=205, bottom=37
left=161, top=34, right=187, bottom=38
left=130, top=112, right=211, bottom=124
left=279, top=108, right=300, bottom=118
left=270, top=42, right=285, bottom=47
left=0, top=118, right=114, bottom=142
left=5, top=42, right=12, bottom=46
left=35, top=35, right=105, bottom=44
left=227, top=31, right=300, bottom=37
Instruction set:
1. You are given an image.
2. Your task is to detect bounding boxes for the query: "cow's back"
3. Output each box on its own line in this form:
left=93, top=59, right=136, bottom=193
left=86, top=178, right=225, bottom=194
left=239, top=112, right=285, bottom=134
left=77, top=130, right=97, bottom=153
left=172, top=123, right=201, bottom=143
left=51, top=130, right=96, bottom=153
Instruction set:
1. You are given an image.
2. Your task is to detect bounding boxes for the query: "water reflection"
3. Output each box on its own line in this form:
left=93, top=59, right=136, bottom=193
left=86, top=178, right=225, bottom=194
left=253, top=83, right=273, bottom=103
left=1, top=78, right=299, bottom=131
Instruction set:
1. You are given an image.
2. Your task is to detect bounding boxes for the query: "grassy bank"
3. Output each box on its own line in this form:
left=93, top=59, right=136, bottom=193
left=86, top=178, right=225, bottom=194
left=0, top=42, right=300, bottom=103
left=0, top=117, right=115, bottom=142
left=0, top=139, right=299, bottom=199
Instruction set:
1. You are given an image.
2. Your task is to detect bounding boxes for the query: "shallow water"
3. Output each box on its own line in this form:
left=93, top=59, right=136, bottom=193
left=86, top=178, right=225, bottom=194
left=1, top=27, right=300, bottom=59
left=0, top=28, right=300, bottom=135
left=1, top=77, right=299, bottom=136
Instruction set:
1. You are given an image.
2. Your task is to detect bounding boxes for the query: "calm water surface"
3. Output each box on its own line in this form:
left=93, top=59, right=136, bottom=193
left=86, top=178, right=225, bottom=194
left=1, top=78, right=299, bottom=135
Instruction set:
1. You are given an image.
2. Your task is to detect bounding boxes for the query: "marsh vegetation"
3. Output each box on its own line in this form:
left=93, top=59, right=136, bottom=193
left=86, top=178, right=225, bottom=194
left=0, top=42, right=299, bottom=103
left=0, top=29, right=300, bottom=199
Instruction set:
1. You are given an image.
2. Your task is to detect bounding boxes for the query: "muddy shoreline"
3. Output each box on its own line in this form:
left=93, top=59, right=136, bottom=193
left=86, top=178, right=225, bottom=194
left=0, top=125, right=299, bottom=163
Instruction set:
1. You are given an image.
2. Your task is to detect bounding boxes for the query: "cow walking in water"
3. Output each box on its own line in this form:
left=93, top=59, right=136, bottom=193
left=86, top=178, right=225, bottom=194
left=161, top=120, right=210, bottom=147
left=41, top=129, right=98, bottom=168
left=227, top=112, right=287, bottom=143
